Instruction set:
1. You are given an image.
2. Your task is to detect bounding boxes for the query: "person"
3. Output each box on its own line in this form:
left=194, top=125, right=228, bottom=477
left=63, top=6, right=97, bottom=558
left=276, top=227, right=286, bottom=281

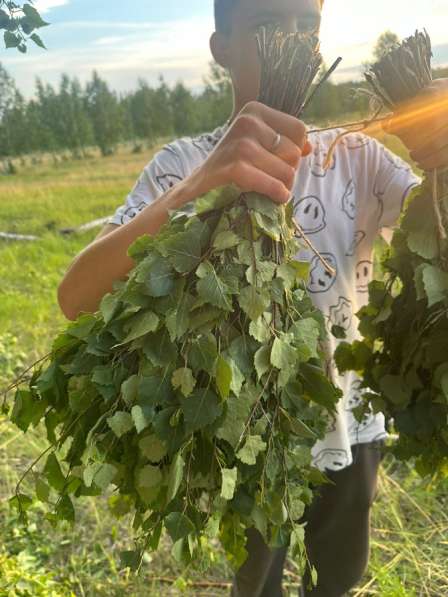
left=57, top=0, right=448, bottom=595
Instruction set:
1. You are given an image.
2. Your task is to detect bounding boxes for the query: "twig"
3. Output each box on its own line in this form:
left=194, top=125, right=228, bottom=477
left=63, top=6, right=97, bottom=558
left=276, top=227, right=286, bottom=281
left=0, top=232, right=39, bottom=242
left=432, top=168, right=447, bottom=242
left=307, top=113, right=393, bottom=135
left=293, top=219, right=335, bottom=276
left=146, top=576, right=231, bottom=588
left=299, top=56, right=343, bottom=116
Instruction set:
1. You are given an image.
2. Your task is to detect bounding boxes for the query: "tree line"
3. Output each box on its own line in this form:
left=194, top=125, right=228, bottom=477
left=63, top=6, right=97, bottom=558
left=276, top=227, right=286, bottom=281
left=1, top=58, right=447, bottom=161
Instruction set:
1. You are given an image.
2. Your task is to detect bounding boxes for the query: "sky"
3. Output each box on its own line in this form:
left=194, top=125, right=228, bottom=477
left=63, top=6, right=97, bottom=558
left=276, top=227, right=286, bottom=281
left=2, top=0, right=448, bottom=98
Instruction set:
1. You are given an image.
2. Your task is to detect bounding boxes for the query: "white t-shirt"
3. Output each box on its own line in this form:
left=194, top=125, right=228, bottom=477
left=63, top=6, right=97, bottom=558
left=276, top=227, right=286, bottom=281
left=109, top=123, right=421, bottom=472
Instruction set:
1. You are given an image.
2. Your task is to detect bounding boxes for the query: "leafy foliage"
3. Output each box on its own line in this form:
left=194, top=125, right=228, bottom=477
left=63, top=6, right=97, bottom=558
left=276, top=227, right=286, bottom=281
left=7, top=185, right=340, bottom=573
left=1, top=1, right=48, bottom=53
left=336, top=31, right=448, bottom=478
left=5, top=29, right=341, bottom=579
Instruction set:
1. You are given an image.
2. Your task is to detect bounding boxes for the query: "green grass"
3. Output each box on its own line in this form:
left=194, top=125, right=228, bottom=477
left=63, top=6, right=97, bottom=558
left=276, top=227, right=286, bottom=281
left=0, top=133, right=447, bottom=596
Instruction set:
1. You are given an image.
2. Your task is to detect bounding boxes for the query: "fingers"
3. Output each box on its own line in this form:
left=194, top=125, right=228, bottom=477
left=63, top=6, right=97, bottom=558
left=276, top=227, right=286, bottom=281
left=232, top=161, right=292, bottom=204
left=212, top=100, right=313, bottom=204
left=226, top=139, right=298, bottom=202
left=249, top=142, right=298, bottom=190
left=241, top=101, right=308, bottom=149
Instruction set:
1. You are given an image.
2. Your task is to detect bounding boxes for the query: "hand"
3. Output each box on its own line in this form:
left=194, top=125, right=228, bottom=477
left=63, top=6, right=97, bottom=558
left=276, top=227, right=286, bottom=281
left=383, top=78, right=448, bottom=171
left=194, top=101, right=311, bottom=204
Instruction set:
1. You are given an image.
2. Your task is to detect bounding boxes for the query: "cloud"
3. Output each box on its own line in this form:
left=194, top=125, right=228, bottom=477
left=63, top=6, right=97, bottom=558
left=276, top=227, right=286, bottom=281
left=34, top=0, right=69, bottom=13
left=3, top=15, right=214, bottom=96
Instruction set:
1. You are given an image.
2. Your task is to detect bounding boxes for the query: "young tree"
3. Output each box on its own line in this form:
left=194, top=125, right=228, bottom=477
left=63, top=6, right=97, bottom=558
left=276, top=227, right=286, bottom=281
left=373, top=30, right=400, bottom=62
left=34, top=77, right=59, bottom=154
left=0, top=61, right=15, bottom=119
left=85, top=71, right=122, bottom=156
left=171, top=81, right=198, bottom=136
left=197, top=62, right=233, bottom=131
left=128, top=79, right=155, bottom=141
left=148, top=76, right=174, bottom=139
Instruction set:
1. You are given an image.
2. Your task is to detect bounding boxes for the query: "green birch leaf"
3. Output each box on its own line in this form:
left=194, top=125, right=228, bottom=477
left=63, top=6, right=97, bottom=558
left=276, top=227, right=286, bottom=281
left=139, top=375, right=173, bottom=407
left=229, top=358, right=245, bottom=396
left=239, top=286, right=270, bottom=321
left=4, top=31, right=20, bottom=48
left=403, top=192, right=438, bottom=259
left=249, top=313, right=272, bottom=343
left=246, top=261, right=277, bottom=285
left=131, top=405, right=152, bottom=433
left=237, top=239, right=263, bottom=266
left=277, top=263, right=299, bottom=289
left=181, top=388, right=223, bottom=433
left=165, top=512, right=195, bottom=542
left=254, top=345, right=271, bottom=380
left=30, top=32, right=46, bottom=48
left=120, top=311, right=159, bottom=344
left=120, top=550, right=142, bottom=571
left=165, top=293, right=194, bottom=341
left=160, top=231, right=202, bottom=273
left=221, top=467, right=237, bottom=500
left=252, top=211, right=281, bottom=241
left=136, top=465, right=162, bottom=489
left=289, top=318, right=320, bottom=360
left=139, top=435, right=168, bottom=462
left=216, top=356, right=232, bottom=399
left=100, top=293, right=120, bottom=323
left=237, top=435, right=267, bottom=465
left=107, top=411, right=134, bottom=438
left=422, top=265, right=448, bottom=307
left=35, top=477, right=50, bottom=502
left=213, top=230, right=240, bottom=250
left=121, top=375, right=140, bottom=406
left=23, top=3, right=50, bottom=28
left=189, top=333, right=218, bottom=373
left=66, top=314, right=98, bottom=339
left=144, top=257, right=175, bottom=297
left=43, top=454, right=65, bottom=492
left=172, top=367, right=196, bottom=397
left=216, top=384, right=257, bottom=448
left=299, top=363, right=340, bottom=411
left=56, top=495, right=75, bottom=523
left=167, top=452, right=185, bottom=503
left=271, top=336, right=297, bottom=371
left=84, top=463, right=118, bottom=490
left=197, top=267, right=233, bottom=311
left=11, top=390, right=47, bottom=432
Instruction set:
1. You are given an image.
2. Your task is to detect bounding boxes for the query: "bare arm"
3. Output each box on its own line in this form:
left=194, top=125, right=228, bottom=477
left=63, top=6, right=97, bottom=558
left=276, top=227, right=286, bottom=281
left=58, top=168, right=207, bottom=320
left=58, top=101, right=310, bottom=321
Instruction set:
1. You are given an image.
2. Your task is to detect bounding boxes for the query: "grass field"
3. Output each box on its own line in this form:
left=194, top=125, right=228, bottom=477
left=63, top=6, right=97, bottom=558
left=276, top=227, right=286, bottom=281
left=0, top=132, right=447, bottom=596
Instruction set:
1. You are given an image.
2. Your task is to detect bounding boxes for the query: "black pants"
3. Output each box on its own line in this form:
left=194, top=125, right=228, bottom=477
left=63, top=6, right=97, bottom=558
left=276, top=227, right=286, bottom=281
left=231, top=441, right=384, bottom=597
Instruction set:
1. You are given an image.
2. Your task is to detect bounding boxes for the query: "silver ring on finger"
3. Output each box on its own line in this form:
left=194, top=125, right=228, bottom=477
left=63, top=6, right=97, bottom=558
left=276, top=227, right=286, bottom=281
left=271, top=132, right=282, bottom=153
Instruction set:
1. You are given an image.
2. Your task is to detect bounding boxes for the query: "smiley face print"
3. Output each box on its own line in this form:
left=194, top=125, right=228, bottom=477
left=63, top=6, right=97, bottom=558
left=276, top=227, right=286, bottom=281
left=356, top=261, right=373, bottom=293
left=313, top=448, right=351, bottom=470
left=293, top=195, right=327, bottom=234
left=121, top=201, right=147, bottom=224
left=329, top=297, right=353, bottom=332
left=341, top=179, right=356, bottom=220
left=346, top=379, right=376, bottom=436
left=307, top=253, right=338, bottom=294
left=346, top=230, right=366, bottom=257
left=155, top=173, right=183, bottom=193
